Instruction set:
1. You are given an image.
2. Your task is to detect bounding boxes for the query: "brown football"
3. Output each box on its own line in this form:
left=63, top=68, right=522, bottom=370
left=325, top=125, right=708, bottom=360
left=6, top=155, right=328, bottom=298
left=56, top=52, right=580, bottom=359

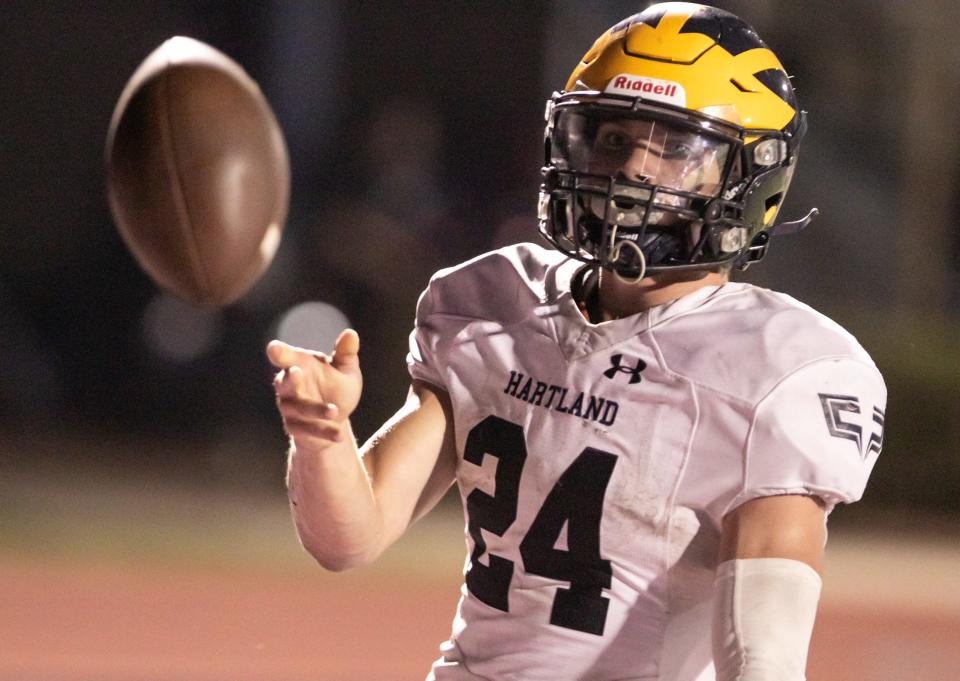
left=106, top=36, right=289, bottom=306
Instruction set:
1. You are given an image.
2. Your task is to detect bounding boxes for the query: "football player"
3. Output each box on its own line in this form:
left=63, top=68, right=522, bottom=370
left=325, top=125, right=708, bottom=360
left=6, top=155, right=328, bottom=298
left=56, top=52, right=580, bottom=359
left=268, top=4, right=886, bottom=680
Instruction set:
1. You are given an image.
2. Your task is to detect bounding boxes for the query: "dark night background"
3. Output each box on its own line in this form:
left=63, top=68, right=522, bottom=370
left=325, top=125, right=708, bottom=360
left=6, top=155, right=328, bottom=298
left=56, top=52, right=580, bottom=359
left=1, top=3, right=958, bottom=680
left=1, top=1, right=958, bottom=517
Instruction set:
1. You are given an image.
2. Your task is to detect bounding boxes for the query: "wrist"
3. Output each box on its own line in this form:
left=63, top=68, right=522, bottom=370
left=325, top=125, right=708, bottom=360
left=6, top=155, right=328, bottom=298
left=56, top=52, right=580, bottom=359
left=290, top=416, right=355, bottom=452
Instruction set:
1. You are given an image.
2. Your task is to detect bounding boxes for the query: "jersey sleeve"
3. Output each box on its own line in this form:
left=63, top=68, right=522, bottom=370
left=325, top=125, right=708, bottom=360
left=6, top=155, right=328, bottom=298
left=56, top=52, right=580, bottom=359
left=732, top=357, right=887, bottom=511
left=406, top=279, right=447, bottom=389
left=405, top=244, right=558, bottom=391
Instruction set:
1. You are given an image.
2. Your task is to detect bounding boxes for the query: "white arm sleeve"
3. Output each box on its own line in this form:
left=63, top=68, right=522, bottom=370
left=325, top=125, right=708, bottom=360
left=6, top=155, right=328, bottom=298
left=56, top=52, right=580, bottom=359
left=712, top=558, right=822, bottom=681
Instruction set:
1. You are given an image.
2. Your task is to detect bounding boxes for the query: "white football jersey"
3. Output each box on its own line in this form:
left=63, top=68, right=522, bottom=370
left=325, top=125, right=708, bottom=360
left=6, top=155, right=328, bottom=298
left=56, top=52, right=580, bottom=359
left=407, top=243, right=886, bottom=681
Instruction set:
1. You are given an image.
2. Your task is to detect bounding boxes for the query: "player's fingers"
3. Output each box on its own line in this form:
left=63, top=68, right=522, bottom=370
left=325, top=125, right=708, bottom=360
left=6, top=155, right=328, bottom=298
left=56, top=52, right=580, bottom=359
left=267, top=340, right=322, bottom=369
left=277, top=395, right=337, bottom=420
left=287, top=365, right=306, bottom=394
left=267, top=340, right=296, bottom=368
left=331, top=328, right=360, bottom=369
left=273, top=367, right=319, bottom=404
left=272, top=368, right=293, bottom=396
left=324, top=402, right=341, bottom=420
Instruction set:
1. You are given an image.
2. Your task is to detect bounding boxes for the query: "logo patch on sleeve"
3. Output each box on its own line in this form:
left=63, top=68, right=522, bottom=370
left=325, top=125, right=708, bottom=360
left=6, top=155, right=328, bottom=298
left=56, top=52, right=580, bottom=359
left=604, top=74, right=686, bottom=107
left=818, top=393, right=885, bottom=460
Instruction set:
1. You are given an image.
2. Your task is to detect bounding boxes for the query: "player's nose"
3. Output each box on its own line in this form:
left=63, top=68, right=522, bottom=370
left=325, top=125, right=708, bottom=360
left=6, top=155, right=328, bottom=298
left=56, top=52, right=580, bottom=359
left=620, top=147, right=655, bottom=184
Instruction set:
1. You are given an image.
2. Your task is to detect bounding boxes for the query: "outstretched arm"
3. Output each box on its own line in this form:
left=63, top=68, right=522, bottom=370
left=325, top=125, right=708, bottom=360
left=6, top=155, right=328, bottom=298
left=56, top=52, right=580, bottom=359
left=268, top=330, right=457, bottom=572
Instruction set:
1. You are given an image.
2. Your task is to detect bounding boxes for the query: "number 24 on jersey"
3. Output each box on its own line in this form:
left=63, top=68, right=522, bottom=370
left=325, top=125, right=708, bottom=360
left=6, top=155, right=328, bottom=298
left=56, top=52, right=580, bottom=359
left=464, top=415, right=619, bottom=636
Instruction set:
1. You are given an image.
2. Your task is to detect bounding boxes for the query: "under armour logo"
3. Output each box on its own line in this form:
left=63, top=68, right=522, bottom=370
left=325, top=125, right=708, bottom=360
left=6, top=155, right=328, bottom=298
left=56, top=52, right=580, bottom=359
left=603, top=354, right=647, bottom=384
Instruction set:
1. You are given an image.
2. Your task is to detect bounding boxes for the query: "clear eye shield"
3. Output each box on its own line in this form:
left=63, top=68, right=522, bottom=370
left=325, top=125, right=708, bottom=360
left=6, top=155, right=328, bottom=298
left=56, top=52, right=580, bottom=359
left=548, top=107, right=741, bottom=229
left=552, top=108, right=736, bottom=199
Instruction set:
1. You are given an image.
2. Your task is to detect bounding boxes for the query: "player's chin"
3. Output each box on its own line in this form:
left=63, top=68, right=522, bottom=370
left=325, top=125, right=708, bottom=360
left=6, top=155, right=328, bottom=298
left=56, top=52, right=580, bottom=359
left=610, top=261, right=715, bottom=290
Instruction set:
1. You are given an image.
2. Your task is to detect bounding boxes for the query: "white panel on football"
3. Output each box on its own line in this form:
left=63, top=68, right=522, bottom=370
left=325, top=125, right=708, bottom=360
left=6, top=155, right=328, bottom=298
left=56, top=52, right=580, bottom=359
left=143, top=293, right=223, bottom=362
left=273, top=301, right=351, bottom=353
left=259, top=221, right=283, bottom=262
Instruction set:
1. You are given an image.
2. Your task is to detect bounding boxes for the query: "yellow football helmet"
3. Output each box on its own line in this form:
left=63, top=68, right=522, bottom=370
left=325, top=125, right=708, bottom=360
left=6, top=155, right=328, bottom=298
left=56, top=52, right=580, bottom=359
left=539, top=2, right=817, bottom=279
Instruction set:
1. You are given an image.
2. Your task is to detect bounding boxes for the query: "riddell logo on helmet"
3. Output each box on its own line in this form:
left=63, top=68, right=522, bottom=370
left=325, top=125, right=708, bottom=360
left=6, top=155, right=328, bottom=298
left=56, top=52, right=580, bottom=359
left=604, top=74, right=686, bottom=107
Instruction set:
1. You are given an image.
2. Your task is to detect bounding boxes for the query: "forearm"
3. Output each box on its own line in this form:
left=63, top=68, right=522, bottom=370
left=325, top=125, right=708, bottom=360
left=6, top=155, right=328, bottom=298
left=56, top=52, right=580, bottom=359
left=284, top=382, right=456, bottom=572
left=714, top=494, right=826, bottom=680
left=712, top=557, right=821, bottom=681
left=286, top=421, right=385, bottom=571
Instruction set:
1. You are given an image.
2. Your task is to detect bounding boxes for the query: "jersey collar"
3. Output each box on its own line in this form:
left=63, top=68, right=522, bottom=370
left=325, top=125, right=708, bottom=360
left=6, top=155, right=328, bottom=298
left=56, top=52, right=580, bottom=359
left=546, top=258, right=739, bottom=360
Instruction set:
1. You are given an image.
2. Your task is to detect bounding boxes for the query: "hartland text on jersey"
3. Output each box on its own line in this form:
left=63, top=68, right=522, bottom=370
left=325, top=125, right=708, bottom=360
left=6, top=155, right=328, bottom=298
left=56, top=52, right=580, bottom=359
left=504, top=370, right=619, bottom=426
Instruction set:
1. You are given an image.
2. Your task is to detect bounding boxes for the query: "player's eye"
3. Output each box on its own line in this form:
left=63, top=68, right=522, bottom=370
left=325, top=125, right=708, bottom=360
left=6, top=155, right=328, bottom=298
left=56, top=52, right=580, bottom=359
left=660, top=141, right=694, bottom=160
left=598, top=131, right=630, bottom=151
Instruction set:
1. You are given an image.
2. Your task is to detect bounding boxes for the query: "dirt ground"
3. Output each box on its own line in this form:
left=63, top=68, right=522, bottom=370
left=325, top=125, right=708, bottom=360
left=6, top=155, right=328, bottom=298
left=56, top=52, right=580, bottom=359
left=2, top=474, right=958, bottom=681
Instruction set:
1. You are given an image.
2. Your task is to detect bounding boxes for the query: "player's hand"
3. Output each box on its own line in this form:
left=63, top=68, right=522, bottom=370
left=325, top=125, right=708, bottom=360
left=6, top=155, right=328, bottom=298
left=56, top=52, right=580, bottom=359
left=267, top=329, right=362, bottom=446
